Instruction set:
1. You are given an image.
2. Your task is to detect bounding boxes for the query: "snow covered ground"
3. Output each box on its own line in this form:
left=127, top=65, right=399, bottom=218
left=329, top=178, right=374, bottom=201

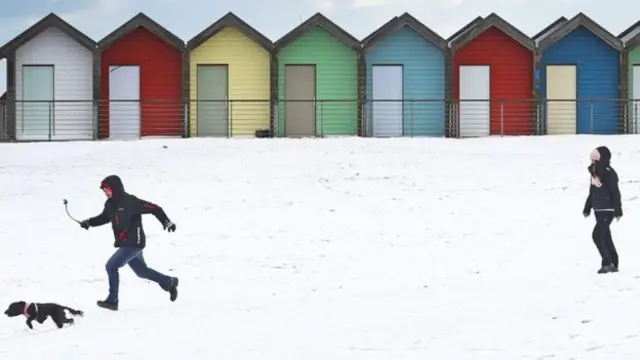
left=1, top=135, right=640, bottom=359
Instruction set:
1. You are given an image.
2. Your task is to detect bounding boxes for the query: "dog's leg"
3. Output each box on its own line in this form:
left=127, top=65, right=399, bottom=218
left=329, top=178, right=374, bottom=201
left=62, top=314, right=75, bottom=326
left=25, top=318, right=33, bottom=330
left=52, top=317, right=64, bottom=329
left=52, top=309, right=74, bottom=328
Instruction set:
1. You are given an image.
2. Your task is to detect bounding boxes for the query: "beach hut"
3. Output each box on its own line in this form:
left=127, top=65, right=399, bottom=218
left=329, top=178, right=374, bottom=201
left=537, top=13, right=623, bottom=134
left=187, top=12, right=273, bottom=137
left=0, top=13, right=97, bottom=141
left=98, top=12, right=185, bottom=139
left=619, top=19, right=640, bottom=133
left=449, top=13, right=535, bottom=137
left=362, top=13, right=447, bottom=137
left=274, top=13, right=361, bottom=137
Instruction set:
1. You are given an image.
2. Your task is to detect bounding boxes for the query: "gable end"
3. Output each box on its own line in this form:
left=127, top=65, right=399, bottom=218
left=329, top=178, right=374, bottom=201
left=274, top=12, right=361, bottom=52
left=538, top=13, right=622, bottom=52
left=447, top=16, right=483, bottom=47
left=186, top=12, right=273, bottom=51
left=362, top=12, right=446, bottom=51
left=450, top=13, right=534, bottom=52
left=0, top=13, right=96, bottom=58
left=98, top=12, right=184, bottom=52
left=532, top=17, right=568, bottom=45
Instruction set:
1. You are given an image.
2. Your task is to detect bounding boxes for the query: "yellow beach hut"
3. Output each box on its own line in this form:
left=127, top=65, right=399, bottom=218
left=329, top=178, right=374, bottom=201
left=186, top=12, right=273, bottom=137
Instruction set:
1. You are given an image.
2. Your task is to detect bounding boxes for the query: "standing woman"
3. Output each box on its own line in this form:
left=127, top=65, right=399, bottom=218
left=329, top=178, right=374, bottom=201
left=583, top=146, right=623, bottom=274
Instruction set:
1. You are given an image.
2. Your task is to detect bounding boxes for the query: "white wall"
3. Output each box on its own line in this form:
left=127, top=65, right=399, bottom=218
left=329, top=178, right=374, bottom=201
left=15, top=27, right=94, bottom=140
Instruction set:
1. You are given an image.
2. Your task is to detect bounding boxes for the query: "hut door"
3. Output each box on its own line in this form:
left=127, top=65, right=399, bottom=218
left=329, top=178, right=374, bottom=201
left=284, top=65, right=316, bottom=137
left=196, top=65, right=229, bottom=137
left=459, top=65, right=490, bottom=137
left=546, top=65, right=576, bottom=135
left=109, top=66, right=140, bottom=139
left=21, top=65, right=54, bottom=140
left=632, top=65, right=640, bottom=133
left=372, top=65, right=403, bottom=137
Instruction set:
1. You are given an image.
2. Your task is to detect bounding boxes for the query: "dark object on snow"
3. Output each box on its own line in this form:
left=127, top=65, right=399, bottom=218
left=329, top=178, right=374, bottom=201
left=593, top=212, right=619, bottom=274
left=80, top=174, right=179, bottom=305
left=4, top=301, right=83, bottom=329
left=255, top=129, right=273, bottom=138
left=82, top=174, right=176, bottom=249
left=583, top=146, right=622, bottom=273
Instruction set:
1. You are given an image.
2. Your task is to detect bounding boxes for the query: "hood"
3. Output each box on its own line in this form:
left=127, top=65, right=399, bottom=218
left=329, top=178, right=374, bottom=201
left=595, top=146, right=611, bottom=166
left=588, top=146, right=612, bottom=178
left=100, top=175, right=126, bottom=200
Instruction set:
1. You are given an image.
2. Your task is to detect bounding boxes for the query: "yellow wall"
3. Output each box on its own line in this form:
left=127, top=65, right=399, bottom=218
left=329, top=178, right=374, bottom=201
left=189, top=27, right=271, bottom=136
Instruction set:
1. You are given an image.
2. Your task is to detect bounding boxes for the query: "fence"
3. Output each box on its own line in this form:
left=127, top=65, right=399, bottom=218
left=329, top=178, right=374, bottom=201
left=0, top=98, right=638, bottom=141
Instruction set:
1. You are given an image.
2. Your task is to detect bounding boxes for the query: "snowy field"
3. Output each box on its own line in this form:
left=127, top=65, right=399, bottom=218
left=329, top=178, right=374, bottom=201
left=1, top=135, right=640, bottom=359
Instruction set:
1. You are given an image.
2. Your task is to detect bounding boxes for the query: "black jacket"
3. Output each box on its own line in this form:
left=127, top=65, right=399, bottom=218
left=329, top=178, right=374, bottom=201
left=86, top=175, right=172, bottom=249
left=583, top=146, right=623, bottom=217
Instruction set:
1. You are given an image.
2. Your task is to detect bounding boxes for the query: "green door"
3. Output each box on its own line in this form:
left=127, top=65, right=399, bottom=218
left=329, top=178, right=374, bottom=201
left=196, top=65, right=228, bottom=137
left=22, top=65, right=54, bottom=137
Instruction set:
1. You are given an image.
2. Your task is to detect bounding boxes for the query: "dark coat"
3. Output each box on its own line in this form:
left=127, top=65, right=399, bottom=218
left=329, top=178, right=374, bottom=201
left=86, top=175, right=172, bottom=249
left=584, top=146, right=623, bottom=217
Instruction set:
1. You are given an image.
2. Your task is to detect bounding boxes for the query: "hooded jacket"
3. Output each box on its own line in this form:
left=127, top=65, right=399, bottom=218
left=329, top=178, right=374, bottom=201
left=86, top=175, right=172, bottom=249
left=584, top=146, right=623, bottom=217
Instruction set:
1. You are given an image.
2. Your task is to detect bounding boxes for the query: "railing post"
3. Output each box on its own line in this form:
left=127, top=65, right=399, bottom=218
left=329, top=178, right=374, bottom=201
left=455, top=101, right=460, bottom=138
left=228, top=100, right=232, bottom=138
left=362, top=100, right=367, bottom=137
left=92, top=100, right=97, bottom=140
left=320, top=101, right=324, bottom=137
left=273, top=100, right=278, bottom=138
left=409, top=100, right=414, bottom=137
left=589, top=102, right=594, bottom=134
left=500, top=100, right=504, bottom=137
left=632, top=100, right=638, bottom=134
left=48, top=100, right=53, bottom=141
left=183, top=101, right=188, bottom=138
left=622, top=99, right=627, bottom=134
left=138, top=100, right=142, bottom=139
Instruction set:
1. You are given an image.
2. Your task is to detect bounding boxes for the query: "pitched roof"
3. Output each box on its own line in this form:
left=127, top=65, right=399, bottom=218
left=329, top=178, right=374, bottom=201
left=449, top=13, right=534, bottom=52
left=98, top=12, right=184, bottom=51
left=361, top=16, right=398, bottom=47
left=0, top=13, right=96, bottom=58
left=532, top=16, right=568, bottom=44
left=187, top=12, right=272, bottom=51
left=538, top=12, right=622, bottom=52
left=618, top=19, right=640, bottom=48
left=274, top=12, right=360, bottom=51
left=362, top=12, right=446, bottom=51
left=446, top=16, right=483, bottom=46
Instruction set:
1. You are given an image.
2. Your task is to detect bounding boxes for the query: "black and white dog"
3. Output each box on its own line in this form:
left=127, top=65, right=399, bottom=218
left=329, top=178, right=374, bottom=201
left=4, top=301, right=83, bottom=329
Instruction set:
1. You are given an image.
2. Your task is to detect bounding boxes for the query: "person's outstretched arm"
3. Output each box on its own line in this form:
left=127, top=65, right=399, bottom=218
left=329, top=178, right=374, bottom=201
left=82, top=205, right=110, bottom=228
left=132, top=196, right=176, bottom=231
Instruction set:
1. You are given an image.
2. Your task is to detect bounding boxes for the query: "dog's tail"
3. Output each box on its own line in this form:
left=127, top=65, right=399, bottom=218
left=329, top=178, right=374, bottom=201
left=63, top=307, right=84, bottom=317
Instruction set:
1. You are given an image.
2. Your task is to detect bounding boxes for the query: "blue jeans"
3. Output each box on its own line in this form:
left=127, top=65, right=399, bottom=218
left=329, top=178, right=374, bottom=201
left=105, top=247, right=172, bottom=302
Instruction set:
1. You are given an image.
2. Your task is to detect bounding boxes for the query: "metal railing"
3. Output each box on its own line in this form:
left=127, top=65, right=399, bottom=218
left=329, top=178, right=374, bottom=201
left=0, top=98, right=638, bottom=141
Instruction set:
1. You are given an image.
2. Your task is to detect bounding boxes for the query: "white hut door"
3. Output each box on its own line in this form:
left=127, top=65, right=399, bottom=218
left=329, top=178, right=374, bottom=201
left=459, top=65, right=490, bottom=137
left=109, top=65, right=140, bottom=139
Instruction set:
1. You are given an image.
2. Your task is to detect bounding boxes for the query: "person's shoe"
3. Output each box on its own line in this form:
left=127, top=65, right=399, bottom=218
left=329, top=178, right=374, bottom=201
left=168, top=277, right=179, bottom=302
left=97, top=299, right=118, bottom=311
left=597, top=264, right=615, bottom=274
